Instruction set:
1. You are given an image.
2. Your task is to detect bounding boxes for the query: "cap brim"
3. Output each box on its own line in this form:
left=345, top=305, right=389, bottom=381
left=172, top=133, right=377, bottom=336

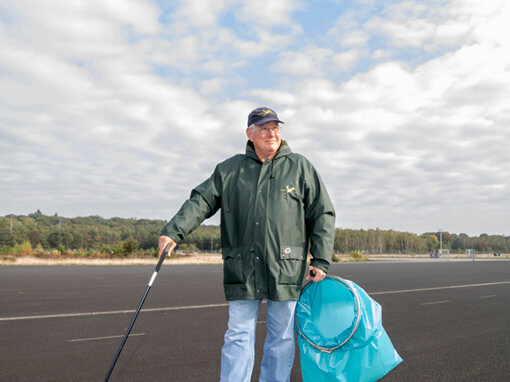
left=253, top=117, right=285, bottom=126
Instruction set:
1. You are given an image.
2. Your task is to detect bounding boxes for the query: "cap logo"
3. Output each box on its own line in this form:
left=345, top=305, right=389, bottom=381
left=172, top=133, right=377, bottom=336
left=259, top=108, right=274, bottom=116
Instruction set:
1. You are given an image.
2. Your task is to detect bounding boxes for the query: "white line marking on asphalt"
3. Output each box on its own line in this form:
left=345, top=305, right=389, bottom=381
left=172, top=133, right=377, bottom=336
left=420, top=300, right=450, bottom=306
left=479, top=295, right=496, bottom=299
left=370, top=280, right=510, bottom=295
left=2, top=280, right=508, bottom=322
left=0, top=303, right=229, bottom=322
left=68, top=333, right=145, bottom=343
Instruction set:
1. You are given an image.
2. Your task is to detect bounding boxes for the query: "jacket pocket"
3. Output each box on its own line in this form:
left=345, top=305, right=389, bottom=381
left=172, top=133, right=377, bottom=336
left=222, top=247, right=244, bottom=284
left=278, top=246, right=305, bottom=285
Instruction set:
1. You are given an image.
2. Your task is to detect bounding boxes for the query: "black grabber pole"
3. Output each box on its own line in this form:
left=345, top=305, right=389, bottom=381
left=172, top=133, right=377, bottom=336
left=104, top=243, right=171, bottom=382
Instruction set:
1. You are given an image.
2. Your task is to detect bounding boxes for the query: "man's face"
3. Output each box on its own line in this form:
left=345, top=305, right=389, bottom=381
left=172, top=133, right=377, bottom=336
left=246, top=120, right=282, bottom=159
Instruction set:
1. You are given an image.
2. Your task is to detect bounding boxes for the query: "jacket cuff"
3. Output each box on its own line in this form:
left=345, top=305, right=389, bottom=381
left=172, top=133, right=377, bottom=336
left=160, top=227, right=180, bottom=244
left=310, top=258, right=330, bottom=273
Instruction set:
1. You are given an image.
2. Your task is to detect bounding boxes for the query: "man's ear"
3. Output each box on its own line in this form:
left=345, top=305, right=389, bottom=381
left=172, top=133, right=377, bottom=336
left=246, top=127, right=253, bottom=141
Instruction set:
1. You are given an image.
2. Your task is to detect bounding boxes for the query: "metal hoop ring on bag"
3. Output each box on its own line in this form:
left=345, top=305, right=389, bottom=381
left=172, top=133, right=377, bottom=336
left=295, top=275, right=362, bottom=354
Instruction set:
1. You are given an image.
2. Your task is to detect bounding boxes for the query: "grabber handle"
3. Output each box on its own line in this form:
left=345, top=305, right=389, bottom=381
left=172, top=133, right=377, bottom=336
left=148, top=244, right=171, bottom=288
left=156, top=243, right=171, bottom=272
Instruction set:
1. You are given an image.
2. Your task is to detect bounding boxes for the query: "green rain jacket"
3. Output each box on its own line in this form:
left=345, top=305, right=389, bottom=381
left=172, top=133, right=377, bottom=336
left=161, top=140, right=335, bottom=301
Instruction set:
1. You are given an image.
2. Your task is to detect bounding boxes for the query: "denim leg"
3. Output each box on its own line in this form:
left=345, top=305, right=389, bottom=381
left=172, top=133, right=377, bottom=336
left=259, top=300, right=297, bottom=382
left=220, top=300, right=261, bottom=382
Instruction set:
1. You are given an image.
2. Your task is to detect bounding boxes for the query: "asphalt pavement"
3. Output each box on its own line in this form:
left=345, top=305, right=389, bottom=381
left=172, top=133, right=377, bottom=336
left=1, top=260, right=509, bottom=381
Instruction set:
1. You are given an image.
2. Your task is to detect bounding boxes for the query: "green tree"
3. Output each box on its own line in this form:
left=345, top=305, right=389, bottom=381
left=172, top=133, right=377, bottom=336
left=121, top=238, right=138, bottom=255
left=47, top=230, right=62, bottom=248
left=27, top=230, right=43, bottom=247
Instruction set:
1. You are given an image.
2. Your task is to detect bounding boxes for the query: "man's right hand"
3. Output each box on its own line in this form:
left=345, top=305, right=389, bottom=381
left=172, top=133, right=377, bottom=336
left=158, top=235, right=177, bottom=258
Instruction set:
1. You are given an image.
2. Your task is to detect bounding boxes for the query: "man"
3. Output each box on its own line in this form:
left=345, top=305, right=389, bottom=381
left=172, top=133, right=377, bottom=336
left=158, top=107, right=335, bottom=382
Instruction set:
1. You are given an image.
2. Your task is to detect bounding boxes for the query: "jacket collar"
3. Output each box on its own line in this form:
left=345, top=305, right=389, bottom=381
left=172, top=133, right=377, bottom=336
left=245, top=140, right=292, bottom=162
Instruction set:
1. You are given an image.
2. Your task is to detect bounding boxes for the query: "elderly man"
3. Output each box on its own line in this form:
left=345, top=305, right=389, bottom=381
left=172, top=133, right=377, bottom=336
left=158, top=107, right=335, bottom=382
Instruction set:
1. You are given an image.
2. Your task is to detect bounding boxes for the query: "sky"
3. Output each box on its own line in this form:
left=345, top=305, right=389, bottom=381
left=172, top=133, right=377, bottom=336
left=1, top=0, right=509, bottom=236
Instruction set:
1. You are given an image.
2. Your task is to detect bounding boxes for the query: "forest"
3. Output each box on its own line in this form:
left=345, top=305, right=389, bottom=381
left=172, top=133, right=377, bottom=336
left=1, top=210, right=508, bottom=256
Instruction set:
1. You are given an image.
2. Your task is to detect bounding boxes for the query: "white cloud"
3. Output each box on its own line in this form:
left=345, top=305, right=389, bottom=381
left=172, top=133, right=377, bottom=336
left=341, top=29, right=370, bottom=47
left=1, top=0, right=509, bottom=236
left=199, top=78, right=225, bottom=95
left=365, top=0, right=486, bottom=51
left=141, top=37, right=200, bottom=72
left=235, top=0, right=302, bottom=27
left=274, top=46, right=362, bottom=76
left=275, top=47, right=333, bottom=76
left=326, top=9, right=364, bottom=43
left=234, top=28, right=296, bottom=57
left=332, top=50, right=362, bottom=72
left=372, top=49, right=391, bottom=60
left=171, top=0, right=228, bottom=28
left=260, top=1, right=510, bottom=234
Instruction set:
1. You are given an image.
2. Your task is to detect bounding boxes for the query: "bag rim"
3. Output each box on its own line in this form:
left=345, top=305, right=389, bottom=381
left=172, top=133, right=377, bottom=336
left=295, top=275, right=362, bottom=353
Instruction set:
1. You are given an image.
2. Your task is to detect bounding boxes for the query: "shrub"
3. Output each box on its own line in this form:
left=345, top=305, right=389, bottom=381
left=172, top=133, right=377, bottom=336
left=350, top=250, right=367, bottom=262
left=35, top=243, right=44, bottom=254
left=112, top=243, right=124, bottom=255
left=15, top=241, right=33, bottom=255
left=99, top=244, right=113, bottom=255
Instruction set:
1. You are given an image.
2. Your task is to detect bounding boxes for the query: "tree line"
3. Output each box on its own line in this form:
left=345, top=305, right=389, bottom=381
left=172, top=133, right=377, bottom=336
left=0, top=211, right=508, bottom=256
left=334, top=229, right=508, bottom=254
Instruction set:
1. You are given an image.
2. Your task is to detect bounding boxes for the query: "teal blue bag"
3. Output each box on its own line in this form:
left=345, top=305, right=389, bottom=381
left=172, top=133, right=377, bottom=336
left=295, top=276, right=402, bottom=381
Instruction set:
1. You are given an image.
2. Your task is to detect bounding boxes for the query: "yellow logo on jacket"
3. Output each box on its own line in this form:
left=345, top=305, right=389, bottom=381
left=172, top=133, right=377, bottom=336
left=280, top=185, right=297, bottom=195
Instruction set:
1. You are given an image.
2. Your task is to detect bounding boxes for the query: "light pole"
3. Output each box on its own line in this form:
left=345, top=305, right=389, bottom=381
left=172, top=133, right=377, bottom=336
left=437, top=228, right=449, bottom=261
left=437, top=228, right=443, bottom=258
left=439, top=229, right=443, bottom=253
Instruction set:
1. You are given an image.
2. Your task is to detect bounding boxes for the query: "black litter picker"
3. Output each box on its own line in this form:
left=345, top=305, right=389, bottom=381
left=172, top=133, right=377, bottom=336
left=104, top=243, right=171, bottom=382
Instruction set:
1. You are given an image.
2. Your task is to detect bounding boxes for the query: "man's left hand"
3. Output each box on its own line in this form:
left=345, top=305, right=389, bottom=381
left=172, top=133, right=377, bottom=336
left=306, top=266, right=326, bottom=282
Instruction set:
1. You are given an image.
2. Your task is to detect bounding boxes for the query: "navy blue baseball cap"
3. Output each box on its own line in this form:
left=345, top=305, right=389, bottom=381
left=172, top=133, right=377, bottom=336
left=247, top=107, right=284, bottom=127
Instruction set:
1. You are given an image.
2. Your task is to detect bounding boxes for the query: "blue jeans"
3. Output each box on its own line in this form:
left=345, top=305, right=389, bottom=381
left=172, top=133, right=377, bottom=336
left=220, top=299, right=297, bottom=382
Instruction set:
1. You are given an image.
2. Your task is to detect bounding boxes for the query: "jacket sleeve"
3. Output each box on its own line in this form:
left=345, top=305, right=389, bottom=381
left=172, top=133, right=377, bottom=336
left=304, top=166, right=336, bottom=273
left=160, top=167, right=221, bottom=243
